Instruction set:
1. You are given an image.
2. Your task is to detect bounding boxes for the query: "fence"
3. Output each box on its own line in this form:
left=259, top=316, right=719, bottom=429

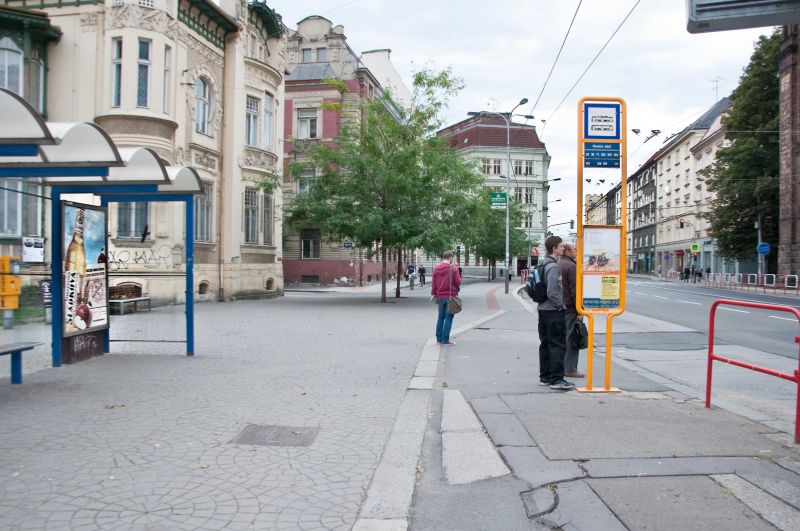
left=654, top=271, right=800, bottom=297
left=705, top=299, right=800, bottom=444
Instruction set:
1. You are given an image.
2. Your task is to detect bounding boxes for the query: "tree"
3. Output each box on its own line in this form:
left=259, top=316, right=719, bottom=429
left=284, top=69, right=483, bottom=302
left=458, top=189, right=533, bottom=280
left=703, top=31, right=781, bottom=270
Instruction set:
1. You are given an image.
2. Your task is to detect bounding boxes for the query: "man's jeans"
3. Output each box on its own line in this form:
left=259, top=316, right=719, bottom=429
left=538, top=309, right=566, bottom=384
left=436, top=298, right=455, bottom=343
left=564, top=311, right=580, bottom=373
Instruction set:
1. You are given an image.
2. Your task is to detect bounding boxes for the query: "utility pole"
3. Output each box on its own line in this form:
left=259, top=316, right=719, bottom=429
left=756, top=215, right=763, bottom=276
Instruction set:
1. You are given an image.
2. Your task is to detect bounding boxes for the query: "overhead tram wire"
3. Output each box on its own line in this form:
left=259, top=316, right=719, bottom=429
left=540, top=0, right=642, bottom=137
left=510, top=0, right=583, bottom=145
left=528, top=0, right=583, bottom=116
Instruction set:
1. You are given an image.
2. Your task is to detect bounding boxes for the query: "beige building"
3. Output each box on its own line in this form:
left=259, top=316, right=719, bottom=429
left=654, top=98, right=727, bottom=274
left=438, top=113, right=551, bottom=273
left=2, top=0, right=287, bottom=303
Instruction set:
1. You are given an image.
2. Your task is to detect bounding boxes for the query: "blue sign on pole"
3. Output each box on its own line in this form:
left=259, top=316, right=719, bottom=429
left=757, top=242, right=771, bottom=255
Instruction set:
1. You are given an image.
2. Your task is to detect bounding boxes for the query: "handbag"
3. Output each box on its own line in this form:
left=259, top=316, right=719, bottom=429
left=573, top=320, right=588, bottom=350
left=447, top=264, right=463, bottom=314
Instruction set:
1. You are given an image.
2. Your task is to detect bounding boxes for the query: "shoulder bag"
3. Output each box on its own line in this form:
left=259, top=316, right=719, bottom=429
left=447, top=265, right=463, bottom=314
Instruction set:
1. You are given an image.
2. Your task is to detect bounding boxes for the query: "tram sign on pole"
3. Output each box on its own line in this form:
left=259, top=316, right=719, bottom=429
left=490, top=192, right=506, bottom=210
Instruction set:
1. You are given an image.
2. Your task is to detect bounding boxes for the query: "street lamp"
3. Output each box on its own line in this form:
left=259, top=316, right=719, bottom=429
left=468, top=97, right=529, bottom=294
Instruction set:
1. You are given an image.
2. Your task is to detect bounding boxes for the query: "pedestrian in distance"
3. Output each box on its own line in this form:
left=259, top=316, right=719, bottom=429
left=418, top=264, right=427, bottom=287
left=430, top=251, right=461, bottom=346
left=559, top=243, right=584, bottom=379
left=537, top=235, right=575, bottom=390
left=683, top=265, right=690, bottom=283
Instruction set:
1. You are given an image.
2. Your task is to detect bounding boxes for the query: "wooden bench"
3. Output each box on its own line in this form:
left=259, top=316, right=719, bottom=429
left=1, top=342, right=41, bottom=384
left=109, top=283, right=151, bottom=315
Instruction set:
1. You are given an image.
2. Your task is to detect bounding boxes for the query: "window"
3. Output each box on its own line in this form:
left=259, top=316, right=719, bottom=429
left=301, top=229, right=320, bottom=259
left=0, top=180, right=21, bottom=236
left=514, top=187, right=522, bottom=202
left=263, top=93, right=273, bottom=150
left=525, top=187, right=533, bottom=204
left=137, top=39, right=151, bottom=107
left=263, top=193, right=272, bottom=245
left=111, top=38, right=122, bottom=107
left=482, top=159, right=491, bottom=174
left=492, top=159, right=501, bottom=175
left=299, top=168, right=315, bottom=194
left=244, top=189, right=258, bottom=244
left=246, top=96, right=259, bottom=146
left=525, top=160, right=533, bottom=176
left=316, top=47, right=327, bottom=62
left=195, top=77, right=211, bottom=134
left=0, top=36, right=23, bottom=96
left=297, top=109, right=317, bottom=139
left=194, top=182, right=212, bottom=242
left=302, top=48, right=312, bottom=63
left=249, top=35, right=257, bottom=59
left=117, top=202, right=149, bottom=239
left=163, top=46, right=171, bottom=113
left=513, top=160, right=522, bottom=176
left=138, top=0, right=154, bottom=7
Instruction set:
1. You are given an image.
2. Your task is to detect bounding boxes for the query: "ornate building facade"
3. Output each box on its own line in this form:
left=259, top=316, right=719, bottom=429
left=281, top=15, right=405, bottom=285
left=1, top=0, right=287, bottom=303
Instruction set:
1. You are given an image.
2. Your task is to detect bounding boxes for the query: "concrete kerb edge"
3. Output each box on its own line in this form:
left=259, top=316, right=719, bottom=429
left=355, top=310, right=514, bottom=527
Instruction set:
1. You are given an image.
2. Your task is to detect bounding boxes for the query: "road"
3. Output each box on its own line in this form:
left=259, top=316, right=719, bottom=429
left=624, top=278, right=800, bottom=359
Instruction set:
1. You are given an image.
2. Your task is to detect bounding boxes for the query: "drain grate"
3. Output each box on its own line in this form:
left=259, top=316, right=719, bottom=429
left=232, top=424, right=319, bottom=447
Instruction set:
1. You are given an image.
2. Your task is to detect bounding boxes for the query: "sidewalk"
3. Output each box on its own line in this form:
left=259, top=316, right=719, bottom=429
left=411, top=284, right=800, bottom=530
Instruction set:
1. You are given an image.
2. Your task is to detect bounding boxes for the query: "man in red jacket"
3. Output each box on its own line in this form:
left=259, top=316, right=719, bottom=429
left=430, top=251, right=461, bottom=346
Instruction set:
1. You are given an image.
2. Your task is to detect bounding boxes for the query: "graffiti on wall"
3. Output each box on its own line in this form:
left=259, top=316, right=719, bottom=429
left=107, top=245, right=183, bottom=271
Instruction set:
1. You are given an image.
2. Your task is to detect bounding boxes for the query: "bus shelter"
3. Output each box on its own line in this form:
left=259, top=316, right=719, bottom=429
left=0, top=88, right=202, bottom=366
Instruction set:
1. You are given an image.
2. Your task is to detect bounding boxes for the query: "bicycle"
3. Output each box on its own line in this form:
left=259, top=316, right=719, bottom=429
left=409, top=272, right=417, bottom=290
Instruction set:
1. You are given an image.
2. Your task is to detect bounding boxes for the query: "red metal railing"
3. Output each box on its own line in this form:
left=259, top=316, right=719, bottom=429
left=706, top=299, right=800, bottom=443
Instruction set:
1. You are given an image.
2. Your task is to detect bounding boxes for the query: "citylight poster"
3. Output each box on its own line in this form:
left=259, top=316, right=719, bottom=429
left=582, top=226, right=622, bottom=310
left=62, top=202, right=109, bottom=337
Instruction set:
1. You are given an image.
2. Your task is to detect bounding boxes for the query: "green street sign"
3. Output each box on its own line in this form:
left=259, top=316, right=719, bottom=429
left=490, top=192, right=506, bottom=210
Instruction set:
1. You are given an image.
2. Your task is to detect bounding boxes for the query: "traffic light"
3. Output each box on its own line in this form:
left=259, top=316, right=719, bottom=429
left=679, top=218, right=685, bottom=228
left=570, top=220, right=575, bottom=229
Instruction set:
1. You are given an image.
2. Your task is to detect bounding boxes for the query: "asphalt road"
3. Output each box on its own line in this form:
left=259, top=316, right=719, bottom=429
left=625, top=278, right=800, bottom=359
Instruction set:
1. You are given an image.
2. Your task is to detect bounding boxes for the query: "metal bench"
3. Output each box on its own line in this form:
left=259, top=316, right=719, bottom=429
left=108, top=296, right=151, bottom=315
left=0, top=342, right=41, bottom=384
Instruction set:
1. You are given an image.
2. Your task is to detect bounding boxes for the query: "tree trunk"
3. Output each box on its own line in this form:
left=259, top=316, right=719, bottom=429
left=380, top=245, right=387, bottom=303
left=395, top=248, right=402, bottom=298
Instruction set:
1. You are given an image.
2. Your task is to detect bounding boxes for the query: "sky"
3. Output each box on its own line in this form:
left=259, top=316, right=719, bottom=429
left=270, top=0, right=773, bottom=235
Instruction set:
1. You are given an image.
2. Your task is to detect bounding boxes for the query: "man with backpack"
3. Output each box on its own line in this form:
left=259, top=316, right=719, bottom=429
left=531, top=235, right=575, bottom=390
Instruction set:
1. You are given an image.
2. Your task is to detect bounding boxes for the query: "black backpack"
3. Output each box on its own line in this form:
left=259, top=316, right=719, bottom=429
left=525, top=263, right=549, bottom=303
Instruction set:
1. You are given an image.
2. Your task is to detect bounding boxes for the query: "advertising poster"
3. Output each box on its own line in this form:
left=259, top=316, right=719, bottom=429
left=62, top=202, right=109, bottom=337
left=22, top=236, right=45, bottom=263
left=582, top=226, right=622, bottom=310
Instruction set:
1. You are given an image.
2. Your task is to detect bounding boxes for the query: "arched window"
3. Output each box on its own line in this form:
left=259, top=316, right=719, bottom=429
left=195, top=77, right=212, bottom=134
left=0, top=36, right=23, bottom=95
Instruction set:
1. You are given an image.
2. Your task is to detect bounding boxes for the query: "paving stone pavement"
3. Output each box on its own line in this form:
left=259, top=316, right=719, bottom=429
left=0, top=289, right=443, bottom=531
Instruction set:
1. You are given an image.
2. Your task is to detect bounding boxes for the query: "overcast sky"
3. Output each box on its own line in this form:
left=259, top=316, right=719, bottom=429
left=270, top=0, right=773, bottom=233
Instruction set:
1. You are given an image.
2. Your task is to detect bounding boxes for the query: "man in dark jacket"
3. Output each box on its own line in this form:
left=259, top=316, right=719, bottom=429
left=430, top=251, right=461, bottom=346
left=538, top=235, right=574, bottom=390
left=559, top=243, right=584, bottom=378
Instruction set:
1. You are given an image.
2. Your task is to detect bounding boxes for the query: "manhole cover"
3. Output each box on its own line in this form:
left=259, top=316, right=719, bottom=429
left=232, top=424, right=319, bottom=447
